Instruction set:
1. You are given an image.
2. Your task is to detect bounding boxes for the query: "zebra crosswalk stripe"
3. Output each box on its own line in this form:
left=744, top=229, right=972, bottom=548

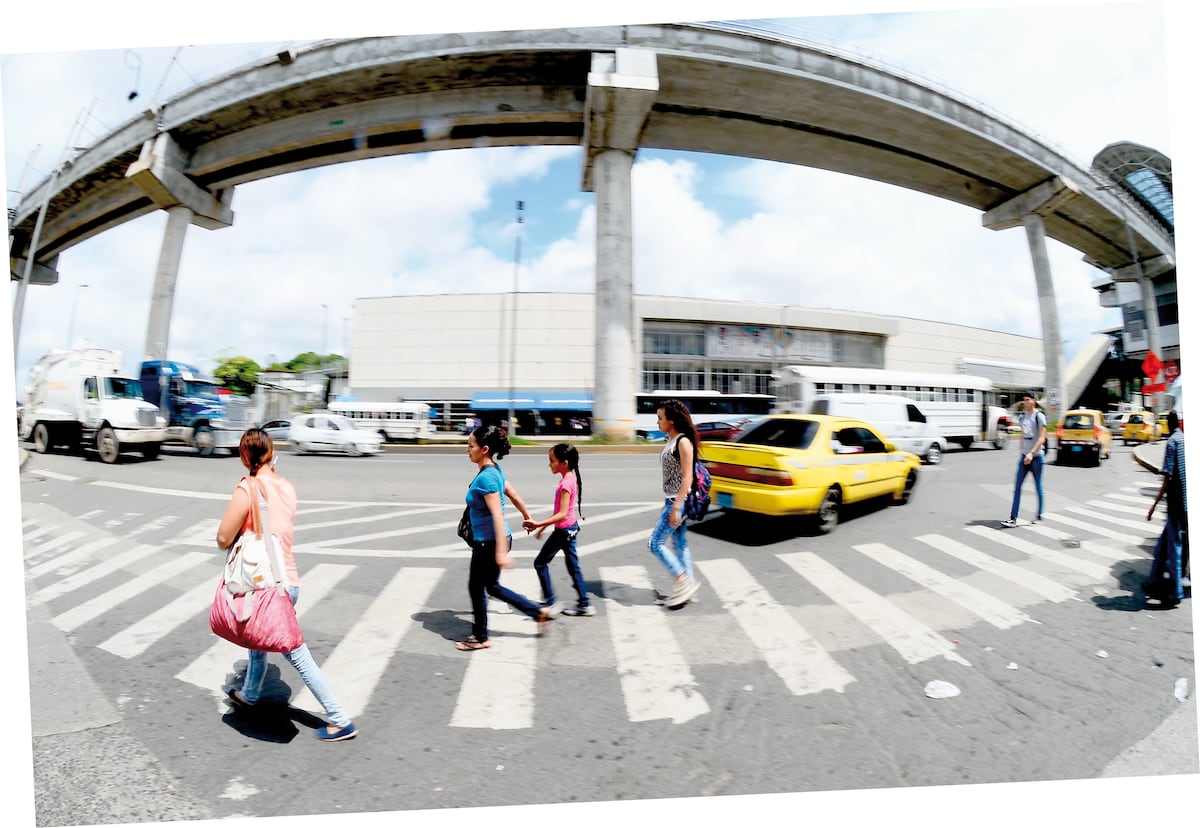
left=27, top=536, right=120, bottom=579
left=779, top=551, right=971, bottom=667
left=696, top=558, right=854, bottom=695
left=853, top=542, right=1037, bottom=629
left=99, top=579, right=217, bottom=658
left=1068, top=506, right=1163, bottom=535
left=35, top=543, right=161, bottom=603
left=914, top=533, right=1077, bottom=603
left=291, top=566, right=444, bottom=721
left=52, top=552, right=214, bottom=633
left=964, top=525, right=1112, bottom=580
left=1089, top=499, right=1164, bottom=519
left=449, top=569, right=543, bottom=730
left=24, top=528, right=87, bottom=559
left=1023, top=525, right=1138, bottom=563
left=1041, top=513, right=1144, bottom=545
left=600, top=565, right=710, bottom=724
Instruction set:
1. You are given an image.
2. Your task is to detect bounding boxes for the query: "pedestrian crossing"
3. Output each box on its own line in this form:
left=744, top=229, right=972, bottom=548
left=22, top=487, right=1168, bottom=730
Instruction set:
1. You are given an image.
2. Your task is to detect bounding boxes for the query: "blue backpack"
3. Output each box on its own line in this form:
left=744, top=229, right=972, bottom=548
left=674, top=437, right=712, bottom=521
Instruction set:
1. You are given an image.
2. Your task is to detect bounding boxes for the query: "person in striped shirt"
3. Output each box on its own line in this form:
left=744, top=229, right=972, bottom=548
left=1145, top=410, right=1187, bottom=608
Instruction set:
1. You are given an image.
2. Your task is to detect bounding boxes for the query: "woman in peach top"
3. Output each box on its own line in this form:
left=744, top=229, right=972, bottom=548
left=215, top=428, right=357, bottom=742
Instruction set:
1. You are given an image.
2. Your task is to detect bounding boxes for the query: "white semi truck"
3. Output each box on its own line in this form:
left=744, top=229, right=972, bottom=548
left=19, top=348, right=167, bottom=463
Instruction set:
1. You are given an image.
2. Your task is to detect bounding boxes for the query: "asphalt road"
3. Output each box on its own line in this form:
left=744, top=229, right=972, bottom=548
left=14, top=437, right=1198, bottom=827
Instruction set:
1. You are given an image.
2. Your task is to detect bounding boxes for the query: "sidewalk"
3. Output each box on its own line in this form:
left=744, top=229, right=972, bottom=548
left=1132, top=440, right=1166, bottom=475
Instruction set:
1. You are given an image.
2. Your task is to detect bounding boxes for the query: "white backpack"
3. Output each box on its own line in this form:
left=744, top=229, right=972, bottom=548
left=221, top=477, right=287, bottom=621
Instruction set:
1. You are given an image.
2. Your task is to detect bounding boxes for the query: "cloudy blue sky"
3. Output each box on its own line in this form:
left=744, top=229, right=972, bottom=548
left=2, top=0, right=1186, bottom=389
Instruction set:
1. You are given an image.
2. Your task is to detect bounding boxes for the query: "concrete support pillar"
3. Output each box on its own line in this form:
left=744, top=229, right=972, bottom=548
left=581, top=47, right=658, bottom=442
left=126, top=132, right=235, bottom=361
left=592, top=149, right=636, bottom=441
left=982, top=176, right=1081, bottom=422
left=143, top=205, right=192, bottom=360
left=1021, top=212, right=1067, bottom=423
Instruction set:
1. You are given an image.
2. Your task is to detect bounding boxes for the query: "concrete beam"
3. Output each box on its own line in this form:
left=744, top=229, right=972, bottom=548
left=981, top=176, right=1082, bottom=231
left=1101, top=254, right=1176, bottom=282
left=8, top=255, right=59, bottom=285
left=581, top=48, right=658, bottom=192
left=125, top=133, right=235, bottom=229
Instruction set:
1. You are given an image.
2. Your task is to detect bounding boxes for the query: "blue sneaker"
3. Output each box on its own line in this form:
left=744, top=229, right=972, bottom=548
left=315, top=722, right=358, bottom=742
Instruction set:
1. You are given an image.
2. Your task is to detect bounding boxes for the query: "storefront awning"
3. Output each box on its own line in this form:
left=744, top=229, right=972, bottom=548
left=469, top=390, right=593, bottom=411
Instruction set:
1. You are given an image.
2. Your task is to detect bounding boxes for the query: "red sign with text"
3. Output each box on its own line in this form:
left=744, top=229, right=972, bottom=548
left=1143, top=382, right=1166, bottom=394
left=1164, top=360, right=1179, bottom=384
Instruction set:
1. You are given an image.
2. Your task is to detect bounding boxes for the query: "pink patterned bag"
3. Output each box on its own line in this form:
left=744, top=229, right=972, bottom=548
left=209, top=478, right=304, bottom=653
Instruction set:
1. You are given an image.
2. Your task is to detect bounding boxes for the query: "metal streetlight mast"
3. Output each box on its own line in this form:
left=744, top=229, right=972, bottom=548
left=66, top=284, right=90, bottom=348
left=508, top=200, right=524, bottom=436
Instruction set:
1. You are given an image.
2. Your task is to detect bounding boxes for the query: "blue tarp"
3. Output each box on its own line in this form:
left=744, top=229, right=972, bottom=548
left=469, top=390, right=593, bottom=411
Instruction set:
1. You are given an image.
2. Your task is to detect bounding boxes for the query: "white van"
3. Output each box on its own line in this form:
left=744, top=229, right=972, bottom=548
left=808, top=393, right=945, bottom=465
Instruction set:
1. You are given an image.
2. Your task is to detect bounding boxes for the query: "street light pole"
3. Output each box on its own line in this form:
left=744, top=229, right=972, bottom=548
left=508, top=200, right=524, bottom=436
left=66, top=283, right=90, bottom=348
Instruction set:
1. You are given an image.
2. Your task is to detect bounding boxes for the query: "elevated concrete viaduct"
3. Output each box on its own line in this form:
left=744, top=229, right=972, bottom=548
left=8, top=23, right=1176, bottom=437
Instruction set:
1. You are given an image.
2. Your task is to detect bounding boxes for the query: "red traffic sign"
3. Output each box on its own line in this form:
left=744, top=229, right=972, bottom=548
left=1143, top=382, right=1166, bottom=394
left=1164, top=360, right=1180, bottom=384
left=1142, top=351, right=1163, bottom=379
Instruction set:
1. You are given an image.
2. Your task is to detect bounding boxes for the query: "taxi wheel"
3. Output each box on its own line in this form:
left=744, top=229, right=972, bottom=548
left=816, top=487, right=841, bottom=535
left=897, top=470, right=916, bottom=504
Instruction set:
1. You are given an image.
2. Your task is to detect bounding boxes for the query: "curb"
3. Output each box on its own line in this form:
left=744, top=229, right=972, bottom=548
left=1132, top=443, right=1163, bottom=475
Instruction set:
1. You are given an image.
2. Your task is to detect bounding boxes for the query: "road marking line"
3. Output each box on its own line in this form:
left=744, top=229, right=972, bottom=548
left=1067, top=506, right=1163, bottom=535
left=915, top=534, right=1076, bottom=603
left=292, top=567, right=444, bottom=721
left=1041, top=513, right=1144, bottom=545
left=301, top=506, right=451, bottom=535
left=27, top=536, right=120, bottom=579
left=449, top=569, right=543, bottom=729
left=21, top=525, right=56, bottom=547
left=29, top=469, right=79, bottom=481
left=1106, top=493, right=1156, bottom=505
left=24, top=529, right=87, bottom=558
left=169, top=519, right=222, bottom=547
left=99, top=579, right=217, bottom=658
left=51, top=552, right=213, bottom=633
left=778, top=551, right=971, bottom=667
left=1022, top=526, right=1140, bottom=562
left=964, top=525, right=1111, bottom=580
left=696, top=558, right=854, bottom=694
left=853, top=543, right=1037, bottom=629
left=89, top=480, right=230, bottom=499
left=35, top=543, right=161, bottom=603
left=174, top=564, right=356, bottom=699
left=1087, top=499, right=1164, bottom=519
left=600, top=565, right=710, bottom=724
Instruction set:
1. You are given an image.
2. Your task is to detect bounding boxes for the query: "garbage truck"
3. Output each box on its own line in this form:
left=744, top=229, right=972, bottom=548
left=139, top=360, right=248, bottom=456
left=19, top=348, right=167, bottom=462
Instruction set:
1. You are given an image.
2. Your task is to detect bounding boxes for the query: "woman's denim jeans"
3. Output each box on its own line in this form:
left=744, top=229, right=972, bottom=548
left=648, top=499, right=693, bottom=580
left=534, top=525, right=588, bottom=607
left=239, top=586, right=351, bottom=727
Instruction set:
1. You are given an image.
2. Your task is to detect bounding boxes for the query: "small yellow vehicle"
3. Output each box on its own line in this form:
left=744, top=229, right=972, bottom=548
left=1121, top=411, right=1162, bottom=445
left=1055, top=409, right=1112, bottom=466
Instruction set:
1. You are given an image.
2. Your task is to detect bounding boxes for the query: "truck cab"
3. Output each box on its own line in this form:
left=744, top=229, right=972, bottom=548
left=139, top=360, right=243, bottom=456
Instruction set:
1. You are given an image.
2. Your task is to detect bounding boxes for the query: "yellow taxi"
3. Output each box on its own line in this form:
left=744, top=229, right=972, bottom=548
left=1121, top=411, right=1162, bottom=444
left=702, top=414, right=920, bottom=534
left=1054, top=409, right=1112, bottom=466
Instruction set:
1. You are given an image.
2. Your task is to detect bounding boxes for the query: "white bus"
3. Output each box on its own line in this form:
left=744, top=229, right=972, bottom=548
left=635, top=390, right=775, bottom=440
left=326, top=401, right=435, bottom=442
left=774, top=365, right=1009, bottom=449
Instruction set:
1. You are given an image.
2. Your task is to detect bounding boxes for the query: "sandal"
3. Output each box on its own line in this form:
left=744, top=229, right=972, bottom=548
left=222, top=684, right=252, bottom=708
left=455, top=635, right=491, bottom=651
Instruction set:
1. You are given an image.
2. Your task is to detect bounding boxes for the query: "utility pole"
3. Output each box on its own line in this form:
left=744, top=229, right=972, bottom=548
left=508, top=200, right=524, bottom=436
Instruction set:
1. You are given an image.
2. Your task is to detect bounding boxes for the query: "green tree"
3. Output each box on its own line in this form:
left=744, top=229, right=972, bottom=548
left=213, top=356, right=261, bottom=396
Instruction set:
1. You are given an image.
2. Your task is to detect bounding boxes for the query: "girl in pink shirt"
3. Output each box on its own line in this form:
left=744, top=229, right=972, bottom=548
left=523, top=443, right=593, bottom=616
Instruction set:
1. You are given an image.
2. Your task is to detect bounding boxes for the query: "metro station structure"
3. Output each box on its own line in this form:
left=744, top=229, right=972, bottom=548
left=9, top=23, right=1177, bottom=438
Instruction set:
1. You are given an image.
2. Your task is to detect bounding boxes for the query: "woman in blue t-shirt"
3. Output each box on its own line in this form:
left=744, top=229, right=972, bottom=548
left=456, top=424, right=552, bottom=651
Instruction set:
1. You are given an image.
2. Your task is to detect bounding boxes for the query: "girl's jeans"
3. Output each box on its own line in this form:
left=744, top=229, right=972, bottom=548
left=534, top=525, right=588, bottom=608
left=468, top=538, right=544, bottom=641
left=240, top=586, right=351, bottom=727
left=1009, top=454, right=1044, bottom=520
left=648, top=499, right=693, bottom=580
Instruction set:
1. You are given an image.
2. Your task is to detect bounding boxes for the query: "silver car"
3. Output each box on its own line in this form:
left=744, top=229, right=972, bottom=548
left=288, top=412, right=383, bottom=456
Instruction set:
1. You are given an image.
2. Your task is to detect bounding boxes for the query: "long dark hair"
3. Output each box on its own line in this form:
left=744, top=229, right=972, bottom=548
left=238, top=428, right=275, bottom=476
left=471, top=424, right=511, bottom=461
left=659, top=399, right=701, bottom=458
left=551, top=442, right=583, bottom=519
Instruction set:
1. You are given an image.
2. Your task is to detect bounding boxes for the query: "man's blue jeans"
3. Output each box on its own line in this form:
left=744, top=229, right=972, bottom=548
left=1147, top=514, right=1186, bottom=601
left=239, top=586, right=351, bottom=727
left=1009, top=454, right=1044, bottom=521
